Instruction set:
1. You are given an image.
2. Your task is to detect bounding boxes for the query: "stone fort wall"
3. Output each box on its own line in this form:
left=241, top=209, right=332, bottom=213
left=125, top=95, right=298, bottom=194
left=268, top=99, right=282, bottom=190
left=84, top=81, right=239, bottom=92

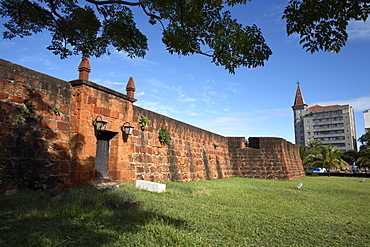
left=0, top=58, right=304, bottom=190
left=131, top=106, right=233, bottom=182
left=0, top=59, right=73, bottom=189
left=228, top=137, right=306, bottom=180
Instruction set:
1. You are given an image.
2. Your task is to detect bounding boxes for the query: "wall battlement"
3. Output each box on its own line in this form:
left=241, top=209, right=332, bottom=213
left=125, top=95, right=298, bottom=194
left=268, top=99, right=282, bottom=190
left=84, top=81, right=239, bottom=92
left=0, top=58, right=304, bottom=190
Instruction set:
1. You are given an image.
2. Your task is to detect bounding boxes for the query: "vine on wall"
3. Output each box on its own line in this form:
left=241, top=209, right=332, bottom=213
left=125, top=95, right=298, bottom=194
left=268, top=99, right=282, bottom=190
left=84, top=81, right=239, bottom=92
left=139, top=115, right=150, bottom=130
left=159, top=126, right=172, bottom=146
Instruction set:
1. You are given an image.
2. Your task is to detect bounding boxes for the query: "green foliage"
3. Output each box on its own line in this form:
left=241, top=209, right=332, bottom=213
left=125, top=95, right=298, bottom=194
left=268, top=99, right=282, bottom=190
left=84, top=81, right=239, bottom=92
left=16, top=117, right=26, bottom=124
left=159, top=126, right=172, bottom=145
left=300, top=140, right=353, bottom=172
left=298, top=145, right=313, bottom=170
left=16, top=155, right=48, bottom=190
left=139, top=115, right=150, bottom=131
left=167, top=147, right=178, bottom=181
left=12, top=148, right=55, bottom=190
left=358, top=131, right=370, bottom=149
left=53, top=107, right=61, bottom=116
left=356, top=146, right=370, bottom=169
left=307, top=139, right=322, bottom=150
left=341, top=149, right=360, bottom=166
left=298, top=140, right=323, bottom=170
left=283, top=0, right=370, bottom=53
left=0, top=0, right=272, bottom=73
left=22, top=107, right=33, bottom=116
left=357, top=132, right=370, bottom=169
left=0, top=178, right=369, bottom=246
left=312, top=145, right=348, bottom=171
left=16, top=107, right=34, bottom=124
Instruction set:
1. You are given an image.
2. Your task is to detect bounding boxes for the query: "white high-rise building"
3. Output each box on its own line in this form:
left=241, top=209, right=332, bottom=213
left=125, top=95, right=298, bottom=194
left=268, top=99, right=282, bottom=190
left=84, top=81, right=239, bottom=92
left=292, top=82, right=357, bottom=151
left=363, top=109, right=370, bottom=133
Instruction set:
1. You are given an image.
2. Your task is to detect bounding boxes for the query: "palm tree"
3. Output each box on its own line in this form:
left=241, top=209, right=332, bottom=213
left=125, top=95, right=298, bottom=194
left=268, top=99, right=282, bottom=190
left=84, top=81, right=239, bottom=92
left=298, top=140, right=323, bottom=170
left=308, top=139, right=323, bottom=151
left=312, top=145, right=348, bottom=176
left=299, top=145, right=316, bottom=171
left=356, top=146, right=370, bottom=173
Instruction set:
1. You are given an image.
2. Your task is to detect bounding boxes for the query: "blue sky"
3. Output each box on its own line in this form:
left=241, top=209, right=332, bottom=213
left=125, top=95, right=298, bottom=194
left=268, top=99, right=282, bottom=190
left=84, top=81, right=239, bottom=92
left=1, top=0, right=370, bottom=146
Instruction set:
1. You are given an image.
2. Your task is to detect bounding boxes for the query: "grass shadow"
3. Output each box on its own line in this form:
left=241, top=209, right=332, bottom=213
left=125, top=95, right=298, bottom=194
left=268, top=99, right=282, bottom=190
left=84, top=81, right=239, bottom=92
left=0, top=185, right=189, bottom=246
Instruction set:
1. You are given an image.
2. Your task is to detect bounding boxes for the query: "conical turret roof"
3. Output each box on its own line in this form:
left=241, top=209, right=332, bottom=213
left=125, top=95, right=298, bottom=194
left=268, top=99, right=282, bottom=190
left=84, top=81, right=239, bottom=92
left=293, top=82, right=306, bottom=106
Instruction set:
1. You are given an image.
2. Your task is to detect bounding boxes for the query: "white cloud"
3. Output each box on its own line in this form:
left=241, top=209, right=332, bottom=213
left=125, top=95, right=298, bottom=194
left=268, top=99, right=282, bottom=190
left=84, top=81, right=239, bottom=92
left=147, top=78, right=182, bottom=92
left=19, top=54, right=58, bottom=71
left=194, top=106, right=295, bottom=137
left=255, top=107, right=292, bottom=118
left=348, top=20, right=370, bottom=40
left=136, top=100, right=201, bottom=118
left=0, top=40, right=15, bottom=48
left=202, top=95, right=212, bottom=103
left=199, top=115, right=256, bottom=136
left=93, top=79, right=126, bottom=86
left=178, top=95, right=196, bottom=102
left=206, top=109, right=219, bottom=114
left=187, top=74, right=195, bottom=80
left=314, top=95, right=370, bottom=112
left=114, top=50, right=158, bottom=66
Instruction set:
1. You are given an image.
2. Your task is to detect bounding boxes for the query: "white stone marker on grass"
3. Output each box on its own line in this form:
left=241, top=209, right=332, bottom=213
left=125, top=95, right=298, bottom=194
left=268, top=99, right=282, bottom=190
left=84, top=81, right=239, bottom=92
left=135, top=180, right=166, bottom=193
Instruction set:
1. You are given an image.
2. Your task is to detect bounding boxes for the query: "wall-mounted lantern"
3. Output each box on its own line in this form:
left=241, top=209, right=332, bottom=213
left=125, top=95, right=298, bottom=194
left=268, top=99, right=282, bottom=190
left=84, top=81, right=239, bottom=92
left=92, top=116, right=107, bottom=131
left=121, top=122, right=134, bottom=135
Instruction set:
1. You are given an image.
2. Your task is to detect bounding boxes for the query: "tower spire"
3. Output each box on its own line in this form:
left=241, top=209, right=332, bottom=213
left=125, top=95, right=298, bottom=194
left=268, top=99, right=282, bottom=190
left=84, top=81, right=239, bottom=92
left=293, top=81, right=306, bottom=106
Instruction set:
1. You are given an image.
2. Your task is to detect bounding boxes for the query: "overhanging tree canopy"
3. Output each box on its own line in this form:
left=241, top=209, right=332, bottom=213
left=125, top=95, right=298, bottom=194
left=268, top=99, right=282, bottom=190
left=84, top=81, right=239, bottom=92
left=283, top=0, right=370, bottom=53
left=0, top=0, right=273, bottom=74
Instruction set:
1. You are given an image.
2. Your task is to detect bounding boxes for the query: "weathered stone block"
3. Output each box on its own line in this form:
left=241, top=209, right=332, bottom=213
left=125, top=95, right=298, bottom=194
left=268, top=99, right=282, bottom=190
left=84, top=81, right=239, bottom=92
left=135, top=180, right=166, bottom=193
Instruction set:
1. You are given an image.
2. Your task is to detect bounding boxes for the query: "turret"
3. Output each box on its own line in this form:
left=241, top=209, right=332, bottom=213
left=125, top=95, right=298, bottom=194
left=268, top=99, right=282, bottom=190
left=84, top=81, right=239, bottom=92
left=126, top=77, right=136, bottom=98
left=78, top=57, right=91, bottom=81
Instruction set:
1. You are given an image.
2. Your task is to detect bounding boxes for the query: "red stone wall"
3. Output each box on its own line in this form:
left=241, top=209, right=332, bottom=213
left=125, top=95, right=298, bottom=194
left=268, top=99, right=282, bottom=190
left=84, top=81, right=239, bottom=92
left=130, top=107, right=233, bottom=182
left=0, top=59, right=305, bottom=190
left=69, top=79, right=135, bottom=186
left=228, top=137, right=305, bottom=180
left=0, top=59, right=73, bottom=190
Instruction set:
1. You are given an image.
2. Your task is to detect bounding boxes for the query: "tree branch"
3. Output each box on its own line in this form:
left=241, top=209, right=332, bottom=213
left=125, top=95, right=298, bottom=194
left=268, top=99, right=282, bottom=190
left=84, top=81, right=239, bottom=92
left=85, top=0, right=141, bottom=6
left=140, top=4, right=165, bottom=30
left=178, top=0, right=213, bottom=57
left=46, top=0, right=75, bottom=49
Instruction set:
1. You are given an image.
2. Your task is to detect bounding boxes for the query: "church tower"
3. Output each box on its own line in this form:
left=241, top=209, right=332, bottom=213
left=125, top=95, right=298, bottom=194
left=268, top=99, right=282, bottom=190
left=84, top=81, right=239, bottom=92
left=292, top=82, right=307, bottom=145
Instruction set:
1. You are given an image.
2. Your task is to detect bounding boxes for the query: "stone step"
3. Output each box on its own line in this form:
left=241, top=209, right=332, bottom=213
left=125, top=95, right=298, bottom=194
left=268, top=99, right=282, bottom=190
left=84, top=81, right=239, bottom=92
left=94, top=180, right=119, bottom=188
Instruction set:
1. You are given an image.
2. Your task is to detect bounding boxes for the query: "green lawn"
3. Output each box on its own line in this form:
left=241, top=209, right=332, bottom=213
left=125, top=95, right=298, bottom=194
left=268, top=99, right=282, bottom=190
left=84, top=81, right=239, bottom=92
left=0, top=177, right=369, bottom=246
